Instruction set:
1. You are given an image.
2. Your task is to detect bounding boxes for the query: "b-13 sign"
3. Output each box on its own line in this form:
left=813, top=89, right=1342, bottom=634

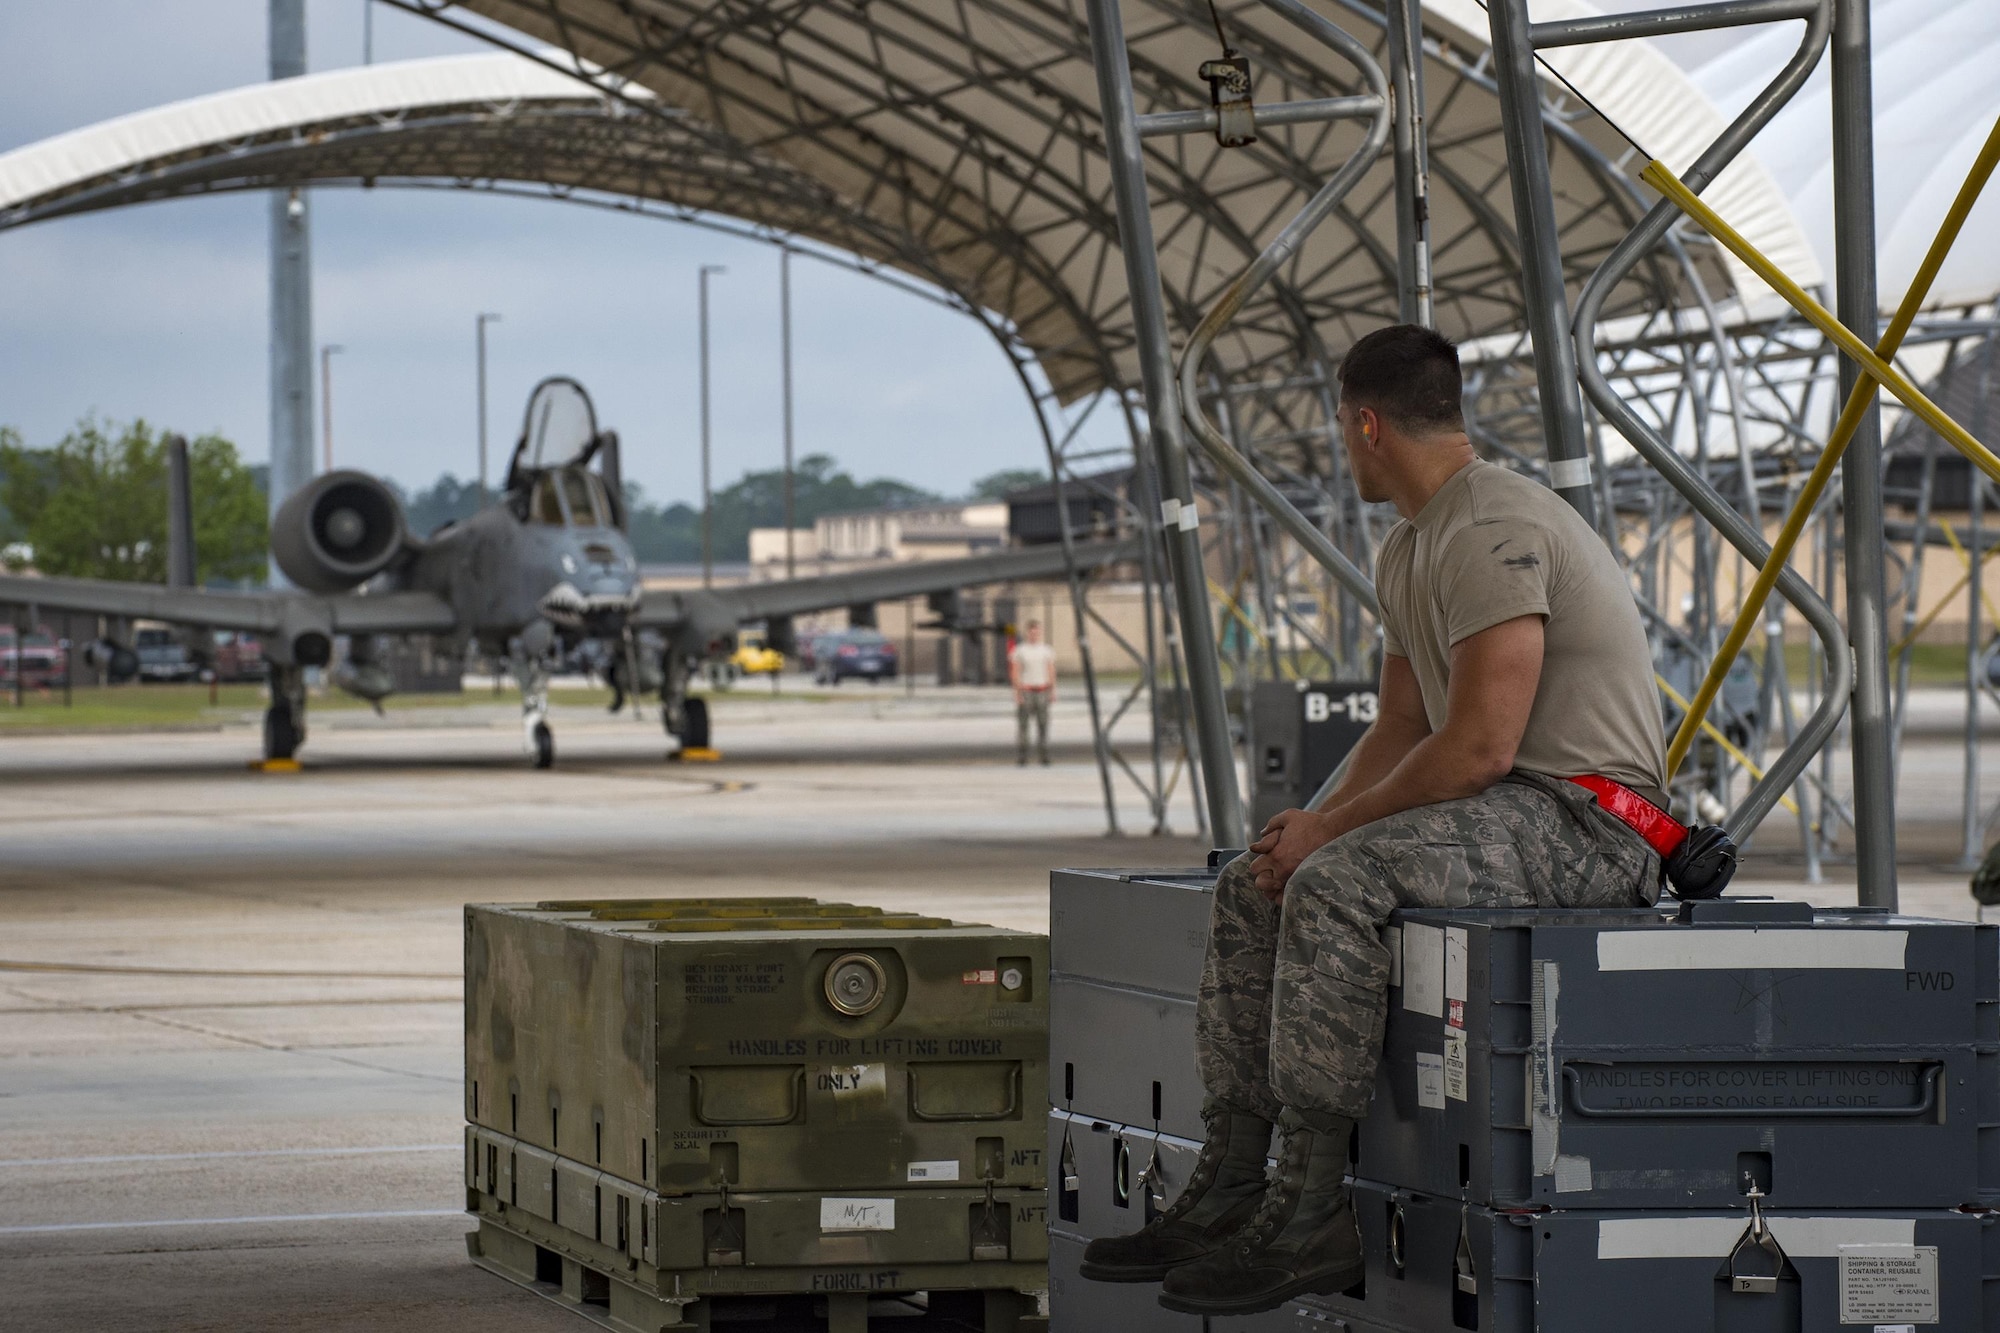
left=1302, top=688, right=1379, bottom=725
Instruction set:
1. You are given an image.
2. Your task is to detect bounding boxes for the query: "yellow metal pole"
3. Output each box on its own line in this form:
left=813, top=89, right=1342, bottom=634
left=1654, top=674, right=1800, bottom=816
left=1641, top=159, right=2000, bottom=481
left=1652, top=115, right=2000, bottom=777
left=1937, top=518, right=2000, bottom=628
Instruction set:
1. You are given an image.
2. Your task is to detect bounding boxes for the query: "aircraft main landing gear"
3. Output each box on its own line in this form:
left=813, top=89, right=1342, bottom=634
left=681, top=697, right=710, bottom=750
left=659, top=648, right=716, bottom=758
left=259, top=663, right=307, bottom=768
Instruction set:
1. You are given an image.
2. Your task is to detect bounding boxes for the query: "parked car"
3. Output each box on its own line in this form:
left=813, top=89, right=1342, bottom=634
left=0, top=624, right=67, bottom=690
left=798, top=631, right=843, bottom=671
left=813, top=630, right=898, bottom=685
left=210, top=631, right=265, bottom=683
left=134, top=626, right=200, bottom=683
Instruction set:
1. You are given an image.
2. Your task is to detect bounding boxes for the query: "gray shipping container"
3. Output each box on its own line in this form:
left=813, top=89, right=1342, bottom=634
left=1050, top=870, right=2000, bottom=1211
left=1322, top=1177, right=2000, bottom=1333
left=1049, top=868, right=1212, bottom=1140
left=1368, top=898, right=2000, bottom=1211
left=1048, top=1109, right=2000, bottom=1333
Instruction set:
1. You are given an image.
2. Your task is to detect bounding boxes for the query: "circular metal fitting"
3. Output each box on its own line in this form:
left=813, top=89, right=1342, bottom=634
left=999, top=966, right=1025, bottom=992
left=824, top=953, right=887, bottom=1016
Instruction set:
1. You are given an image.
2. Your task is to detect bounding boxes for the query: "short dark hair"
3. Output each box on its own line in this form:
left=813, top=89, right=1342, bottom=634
left=1336, top=324, right=1463, bottom=432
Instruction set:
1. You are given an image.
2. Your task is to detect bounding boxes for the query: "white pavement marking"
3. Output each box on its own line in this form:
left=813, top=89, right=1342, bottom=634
left=0, top=1208, right=465, bottom=1236
left=0, top=1144, right=460, bottom=1169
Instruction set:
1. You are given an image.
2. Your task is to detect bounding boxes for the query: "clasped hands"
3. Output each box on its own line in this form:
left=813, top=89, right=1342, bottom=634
left=1246, top=807, right=1344, bottom=902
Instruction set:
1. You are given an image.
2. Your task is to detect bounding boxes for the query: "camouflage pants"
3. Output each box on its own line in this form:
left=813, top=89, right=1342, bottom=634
left=1196, top=773, right=1659, bottom=1122
left=1017, top=691, right=1051, bottom=763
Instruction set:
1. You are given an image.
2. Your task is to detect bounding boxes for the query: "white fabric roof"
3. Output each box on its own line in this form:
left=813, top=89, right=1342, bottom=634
left=1431, top=0, right=1821, bottom=307
left=1578, top=0, right=2000, bottom=310
left=0, top=52, right=646, bottom=214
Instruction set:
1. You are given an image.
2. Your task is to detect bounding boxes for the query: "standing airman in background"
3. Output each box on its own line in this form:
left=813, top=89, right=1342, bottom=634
left=1009, top=620, right=1057, bottom=766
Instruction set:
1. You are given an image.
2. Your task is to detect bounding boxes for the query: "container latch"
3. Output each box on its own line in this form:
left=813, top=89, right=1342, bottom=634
left=1726, top=1185, right=1788, bottom=1294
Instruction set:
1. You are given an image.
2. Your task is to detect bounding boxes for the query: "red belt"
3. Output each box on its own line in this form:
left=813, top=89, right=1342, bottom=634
left=1567, top=775, right=1687, bottom=858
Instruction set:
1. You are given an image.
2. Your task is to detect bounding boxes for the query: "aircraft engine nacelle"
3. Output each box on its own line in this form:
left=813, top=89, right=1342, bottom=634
left=270, top=471, right=408, bottom=592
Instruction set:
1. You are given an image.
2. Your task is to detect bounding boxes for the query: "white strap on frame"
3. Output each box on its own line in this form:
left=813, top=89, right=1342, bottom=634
left=1548, top=457, right=1593, bottom=490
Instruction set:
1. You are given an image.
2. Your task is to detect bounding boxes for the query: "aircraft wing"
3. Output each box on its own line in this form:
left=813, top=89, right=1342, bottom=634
left=632, top=538, right=1140, bottom=630
left=0, top=573, right=458, bottom=637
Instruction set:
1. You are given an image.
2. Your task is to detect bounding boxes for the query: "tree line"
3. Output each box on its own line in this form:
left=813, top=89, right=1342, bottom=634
left=0, top=418, right=1047, bottom=580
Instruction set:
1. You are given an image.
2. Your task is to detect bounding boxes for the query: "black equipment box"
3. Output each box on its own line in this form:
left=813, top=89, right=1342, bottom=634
left=1250, top=679, right=1376, bottom=830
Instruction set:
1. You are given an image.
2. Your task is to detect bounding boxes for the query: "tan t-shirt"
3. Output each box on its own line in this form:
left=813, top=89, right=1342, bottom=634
left=1374, top=460, right=1667, bottom=805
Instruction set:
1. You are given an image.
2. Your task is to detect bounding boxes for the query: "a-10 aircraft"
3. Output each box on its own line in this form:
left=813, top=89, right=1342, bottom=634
left=0, top=378, right=1130, bottom=767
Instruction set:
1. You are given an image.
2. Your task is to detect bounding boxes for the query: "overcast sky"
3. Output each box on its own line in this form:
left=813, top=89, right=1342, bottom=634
left=0, top=1, right=1064, bottom=508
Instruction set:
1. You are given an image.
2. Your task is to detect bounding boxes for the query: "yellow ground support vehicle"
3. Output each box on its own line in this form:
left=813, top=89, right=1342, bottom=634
left=730, top=632, right=784, bottom=676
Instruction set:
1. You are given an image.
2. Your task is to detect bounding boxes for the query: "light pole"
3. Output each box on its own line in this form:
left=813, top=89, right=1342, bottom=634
left=476, top=312, right=501, bottom=501
left=780, top=247, right=796, bottom=580
left=699, top=264, right=726, bottom=589
left=319, top=344, right=343, bottom=471
left=362, top=0, right=373, bottom=64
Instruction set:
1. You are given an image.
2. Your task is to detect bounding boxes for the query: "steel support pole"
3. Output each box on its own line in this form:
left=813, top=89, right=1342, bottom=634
left=1832, top=0, right=1896, bottom=906
left=699, top=264, right=725, bottom=589
left=1084, top=0, right=1244, bottom=843
left=476, top=312, right=500, bottom=500
left=1385, top=0, right=1433, bottom=327
left=165, top=435, right=196, bottom=589
left=267, top=0, right=313, bottom=586
left=781, top=248, right=796, bottom=581
left=319, top=343, right=342, bottom=471
left=1483, top=0, right=1596, bottom=525
left=1963, top=477, right=1984, bottom=869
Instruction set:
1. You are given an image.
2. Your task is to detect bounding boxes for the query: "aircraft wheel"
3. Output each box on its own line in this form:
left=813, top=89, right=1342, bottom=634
left=263, top=701, right=301, bottom=761
left=532, top=721, right=554, bottom=770
left=682, top=697, right=710, bottom=750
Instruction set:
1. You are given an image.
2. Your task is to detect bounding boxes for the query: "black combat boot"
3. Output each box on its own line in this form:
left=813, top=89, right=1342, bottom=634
left=1077, top=1101, right=1273, bottom=1282
left=1156, top=1109, right=1362, bottom=1315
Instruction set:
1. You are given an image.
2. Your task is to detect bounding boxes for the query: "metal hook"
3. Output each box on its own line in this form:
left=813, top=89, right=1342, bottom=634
left=1726, top=1185, right=1790, bottom=1294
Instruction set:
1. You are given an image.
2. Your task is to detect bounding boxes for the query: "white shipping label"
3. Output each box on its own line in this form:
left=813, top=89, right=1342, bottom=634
left=1402, top=923, right=1445, bottom=1017
left=1444, top=1030, right=1468, bottom=1102
left=821, top=1198, right=896, bottom=1232
left=1415, top=1051, right=1446, bottom=1110
left=906, top=1160, right=960, bottom=1182
left=1385, top=925, right=1403, bottom=988
left=1445, top=927, right=1469, bottom=1004
left=1839, top=1246, right=1938, bottom=1325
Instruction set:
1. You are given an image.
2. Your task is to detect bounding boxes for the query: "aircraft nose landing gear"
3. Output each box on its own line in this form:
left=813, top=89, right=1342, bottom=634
left=510, top=623, right=557, bottom=770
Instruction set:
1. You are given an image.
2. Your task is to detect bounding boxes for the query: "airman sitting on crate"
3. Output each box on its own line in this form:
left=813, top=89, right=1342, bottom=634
left=1081, top=324, right=1673, bottom=1315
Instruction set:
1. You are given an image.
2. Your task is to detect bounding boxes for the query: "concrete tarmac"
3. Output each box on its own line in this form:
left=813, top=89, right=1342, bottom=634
left=0, top=691, right=1196, bottom=1332
left=0, top=687, right=1990, bottom=1330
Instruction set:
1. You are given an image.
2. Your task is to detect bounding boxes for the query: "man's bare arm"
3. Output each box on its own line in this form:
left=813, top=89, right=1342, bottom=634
left=1249, top=615, right=1545, bottom=897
